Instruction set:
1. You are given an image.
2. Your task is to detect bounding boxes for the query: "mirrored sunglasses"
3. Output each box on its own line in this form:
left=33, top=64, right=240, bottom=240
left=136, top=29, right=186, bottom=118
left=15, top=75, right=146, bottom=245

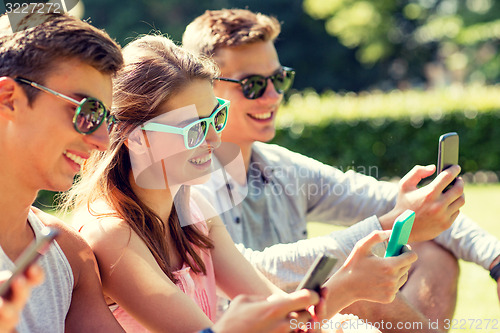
left=15, top=77, right=114, bottom=135
left=217, top=66, right=295, bottom=99
left=141, top=97, right=230, bottom=149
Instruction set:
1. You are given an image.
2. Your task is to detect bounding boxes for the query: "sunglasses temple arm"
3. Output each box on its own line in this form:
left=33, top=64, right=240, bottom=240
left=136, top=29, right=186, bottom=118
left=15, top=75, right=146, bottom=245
left=27, top=81, right=81, bottom=106
left=217, top=78, right=241, bottom=84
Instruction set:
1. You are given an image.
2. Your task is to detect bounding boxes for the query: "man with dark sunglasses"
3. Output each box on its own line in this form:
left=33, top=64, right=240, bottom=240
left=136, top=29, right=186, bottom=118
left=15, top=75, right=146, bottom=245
left=183, top=8, right=500, bottom=332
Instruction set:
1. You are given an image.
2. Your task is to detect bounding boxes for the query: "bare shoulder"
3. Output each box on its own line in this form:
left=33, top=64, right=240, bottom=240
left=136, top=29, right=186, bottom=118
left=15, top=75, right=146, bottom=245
left=72, top=205, right=132, bottom=253
left=31, top=207, right=97, bottom=287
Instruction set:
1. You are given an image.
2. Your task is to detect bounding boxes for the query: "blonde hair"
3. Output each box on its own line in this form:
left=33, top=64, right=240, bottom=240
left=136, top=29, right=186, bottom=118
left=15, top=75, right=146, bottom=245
left=182, top=8, right=281, bottom=57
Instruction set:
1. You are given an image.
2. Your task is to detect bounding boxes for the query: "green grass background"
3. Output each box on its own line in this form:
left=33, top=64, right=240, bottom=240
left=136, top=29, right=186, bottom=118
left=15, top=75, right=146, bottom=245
left=308, top=183, right=500, bottom=332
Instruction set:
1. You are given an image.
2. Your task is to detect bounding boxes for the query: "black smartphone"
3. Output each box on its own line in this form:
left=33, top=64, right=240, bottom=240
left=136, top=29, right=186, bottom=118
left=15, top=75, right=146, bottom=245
left=437, top=132, right=459, bottom=192
left=0, top=226, right=59, bottom=299
left=296, top=254, right=338, bottom=293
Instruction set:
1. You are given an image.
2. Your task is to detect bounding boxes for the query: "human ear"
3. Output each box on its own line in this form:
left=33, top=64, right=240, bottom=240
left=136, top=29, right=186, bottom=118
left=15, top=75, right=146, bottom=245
left=0, top=77, right=17, bottom=118
left=125, top=128, right=151, bottom=153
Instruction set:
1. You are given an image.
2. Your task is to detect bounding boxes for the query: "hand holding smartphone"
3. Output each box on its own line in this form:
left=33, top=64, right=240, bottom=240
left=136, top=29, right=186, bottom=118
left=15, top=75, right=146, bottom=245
left=296, top=254, right=338, bottom=293
left=385, top=210, right=415, bottom=257
left=0, top=226, right=59, bottom=299
left=437, top=132, right=459, bottom=192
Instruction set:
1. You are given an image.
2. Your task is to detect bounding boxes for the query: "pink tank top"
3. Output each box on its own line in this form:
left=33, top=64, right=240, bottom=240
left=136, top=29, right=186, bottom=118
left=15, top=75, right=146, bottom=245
left=108, top=205, right=217, bottom=332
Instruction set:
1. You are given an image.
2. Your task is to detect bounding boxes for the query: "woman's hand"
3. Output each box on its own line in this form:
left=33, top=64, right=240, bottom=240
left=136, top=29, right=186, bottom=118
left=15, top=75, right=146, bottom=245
left=212, top=289, right=320, bottom=333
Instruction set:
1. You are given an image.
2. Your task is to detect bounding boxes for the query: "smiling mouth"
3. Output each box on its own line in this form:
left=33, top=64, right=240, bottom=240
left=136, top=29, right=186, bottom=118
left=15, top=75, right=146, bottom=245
left=64, top=151, right=85, bottom=166
left=189, top=153, right=212, bottom=165
left=248, top=112, right=273, bottom=120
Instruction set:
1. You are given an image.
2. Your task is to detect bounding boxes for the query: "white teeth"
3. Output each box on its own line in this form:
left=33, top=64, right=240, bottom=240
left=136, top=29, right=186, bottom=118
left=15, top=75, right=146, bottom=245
left=64, top=151, right=85, bottom=166
left=250, top=112, right=272, bottom=120
left=190, top=154, right=211, bottom=165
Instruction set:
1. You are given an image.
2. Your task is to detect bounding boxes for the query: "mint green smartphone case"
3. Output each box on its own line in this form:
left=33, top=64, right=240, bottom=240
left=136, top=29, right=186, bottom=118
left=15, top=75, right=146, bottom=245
left=385, top=209, right=415, bottom=257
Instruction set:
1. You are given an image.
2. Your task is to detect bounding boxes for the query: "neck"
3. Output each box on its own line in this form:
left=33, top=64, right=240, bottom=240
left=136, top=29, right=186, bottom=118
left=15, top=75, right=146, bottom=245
left=0, top=175, right=37, bottom=232
left=0, top=176, right=38, bottom=258
left=229, top=141, right=253, bottom=172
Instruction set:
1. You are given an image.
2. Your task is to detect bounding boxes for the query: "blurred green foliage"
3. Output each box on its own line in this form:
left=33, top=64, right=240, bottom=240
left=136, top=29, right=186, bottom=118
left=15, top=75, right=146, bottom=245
left=79, top=0, right=393, bottom=92
left=303, top=0, right=500, bottom=87
left=273, top=84, right=500, bottom=178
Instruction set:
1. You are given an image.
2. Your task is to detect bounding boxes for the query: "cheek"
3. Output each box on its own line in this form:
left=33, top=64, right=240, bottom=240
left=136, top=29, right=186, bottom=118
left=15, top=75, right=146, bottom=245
left=147, top=132, right=187, bottom=161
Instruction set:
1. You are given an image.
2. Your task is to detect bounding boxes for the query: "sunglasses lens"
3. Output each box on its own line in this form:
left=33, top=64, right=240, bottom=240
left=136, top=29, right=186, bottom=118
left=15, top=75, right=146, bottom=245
left=75, top=98, right=106, bottom=134
left=242, top=76, right=267, bottom=99
left=272, top=69, right=295, bottom=93
left=187, top=121, right=207, bottom=148
left=106, top=115, right=117, bottom=133
left=214, top=106, right=228, bottom=132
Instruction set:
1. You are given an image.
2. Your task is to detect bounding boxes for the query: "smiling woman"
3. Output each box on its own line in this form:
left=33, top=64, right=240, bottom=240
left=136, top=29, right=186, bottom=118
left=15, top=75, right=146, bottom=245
left=59, top=34, right=285, bottom=333
left=61, top=34, right=226, bottom=328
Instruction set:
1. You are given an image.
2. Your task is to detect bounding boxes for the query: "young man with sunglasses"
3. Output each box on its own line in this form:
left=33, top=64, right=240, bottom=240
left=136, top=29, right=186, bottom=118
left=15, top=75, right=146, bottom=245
left=0, top=12, right=127, bottom=332
left=183, top=8, right=500, bottom=332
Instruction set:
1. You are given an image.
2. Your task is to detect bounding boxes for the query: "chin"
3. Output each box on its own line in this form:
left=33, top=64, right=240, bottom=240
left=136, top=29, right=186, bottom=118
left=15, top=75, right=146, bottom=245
left=47, top=178, right=75, bottom=193
left=257, top=131, right=276, bottom=143
left=183, top=173, right=211, bottom=186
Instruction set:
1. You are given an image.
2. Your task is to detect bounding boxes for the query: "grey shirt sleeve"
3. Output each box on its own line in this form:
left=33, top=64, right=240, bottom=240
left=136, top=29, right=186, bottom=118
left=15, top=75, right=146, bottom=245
left=235, top=216, right=383, bottom=292
left=434, top=213, right=500, bottom=270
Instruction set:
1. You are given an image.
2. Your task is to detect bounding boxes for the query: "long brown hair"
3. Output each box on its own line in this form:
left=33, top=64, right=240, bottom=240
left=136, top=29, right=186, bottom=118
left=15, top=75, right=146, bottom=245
left=62, top=35, right=218, bottom=282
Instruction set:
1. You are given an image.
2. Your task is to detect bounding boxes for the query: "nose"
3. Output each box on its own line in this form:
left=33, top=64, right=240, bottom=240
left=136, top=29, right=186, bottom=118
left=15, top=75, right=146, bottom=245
left=83, top=122, right=110, bottom=152
left=259, top=78, right=282, bottom=102
left=204, top=124, right=221, bottom=149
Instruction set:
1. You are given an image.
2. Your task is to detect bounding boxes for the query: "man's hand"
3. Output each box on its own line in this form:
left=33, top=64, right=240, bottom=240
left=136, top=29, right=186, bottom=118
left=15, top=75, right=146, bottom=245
left=379, top=165, right=465, bottom=242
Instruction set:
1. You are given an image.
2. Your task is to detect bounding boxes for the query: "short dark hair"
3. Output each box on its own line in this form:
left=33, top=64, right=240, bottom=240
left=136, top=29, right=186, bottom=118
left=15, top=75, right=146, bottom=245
left=182, top=8, right=281, bottom=57
left=0, top=12, right=123, bottom=103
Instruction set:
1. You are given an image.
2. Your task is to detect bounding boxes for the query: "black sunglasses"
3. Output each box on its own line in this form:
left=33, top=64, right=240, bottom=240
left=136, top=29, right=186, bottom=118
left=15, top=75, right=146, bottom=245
left=217, top=66, right=295, bottom=100
left=15, top=77, right=115, bottom=135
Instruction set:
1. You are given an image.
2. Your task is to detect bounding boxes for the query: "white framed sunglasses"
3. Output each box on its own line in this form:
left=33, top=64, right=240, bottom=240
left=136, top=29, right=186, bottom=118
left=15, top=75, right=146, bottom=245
left=141, top=97, right=230, bottom=149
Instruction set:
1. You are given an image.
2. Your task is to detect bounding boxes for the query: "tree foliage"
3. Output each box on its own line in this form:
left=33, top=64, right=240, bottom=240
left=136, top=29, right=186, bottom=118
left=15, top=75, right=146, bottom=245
left=80, top=0, right=386, bottom=92
left=303, top=0, right=500, bottom=87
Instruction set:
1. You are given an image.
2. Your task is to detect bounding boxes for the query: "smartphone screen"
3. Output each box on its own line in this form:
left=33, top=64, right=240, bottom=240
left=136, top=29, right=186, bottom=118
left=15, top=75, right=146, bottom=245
left=296, top=254, right=338, bottom=293
left=437, top=132, right=459, bottom=192
left=0, top=226, right=59, bottom=298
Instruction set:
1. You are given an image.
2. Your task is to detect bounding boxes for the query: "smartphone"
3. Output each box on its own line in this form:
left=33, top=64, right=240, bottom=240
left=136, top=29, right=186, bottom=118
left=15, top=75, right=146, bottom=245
left=385, top=210, right=415, bottom=257
left=437, top=132, right=459, bottom=192
left=0, top=226, right=59, bottom=298
left=296, top=254, right=338, bottom=293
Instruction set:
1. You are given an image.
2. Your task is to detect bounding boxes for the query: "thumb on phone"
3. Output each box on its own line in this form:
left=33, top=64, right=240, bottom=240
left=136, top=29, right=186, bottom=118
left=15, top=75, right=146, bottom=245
left=352, top=230, right=391, bottom=257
